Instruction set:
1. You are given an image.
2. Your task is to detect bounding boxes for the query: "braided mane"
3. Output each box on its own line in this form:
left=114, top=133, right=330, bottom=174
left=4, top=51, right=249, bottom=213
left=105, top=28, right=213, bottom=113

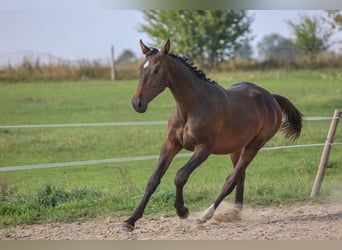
left=168, top=53, right=217, bottom=84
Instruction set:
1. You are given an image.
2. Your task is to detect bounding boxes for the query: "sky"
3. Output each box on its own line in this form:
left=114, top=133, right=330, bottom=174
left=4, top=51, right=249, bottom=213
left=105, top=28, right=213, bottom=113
left=0, top=9, right=338, bottom=65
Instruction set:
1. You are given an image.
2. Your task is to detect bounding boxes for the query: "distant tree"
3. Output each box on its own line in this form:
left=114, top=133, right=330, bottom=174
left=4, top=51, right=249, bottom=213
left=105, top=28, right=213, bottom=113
left=139, top=10, right=253, bottom=68
left=257, top=33, right=297, bottom=60
left=287, top=15, right=334, bottom=59
left=234, top=40, right=254, bottom=59
left=324, top=10, right=342, bottom=51
left=116, top=49, right=137, bottom=64
left=326, top=10, right=342, bottom=30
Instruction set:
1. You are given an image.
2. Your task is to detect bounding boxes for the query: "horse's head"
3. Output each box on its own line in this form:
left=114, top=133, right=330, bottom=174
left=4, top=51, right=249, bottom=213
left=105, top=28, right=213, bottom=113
left=132, top=39, right=170, bottom=113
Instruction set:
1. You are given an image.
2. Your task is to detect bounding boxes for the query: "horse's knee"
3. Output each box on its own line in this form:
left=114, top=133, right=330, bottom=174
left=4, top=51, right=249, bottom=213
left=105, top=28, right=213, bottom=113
left=174, top=169, right=188, bottom=187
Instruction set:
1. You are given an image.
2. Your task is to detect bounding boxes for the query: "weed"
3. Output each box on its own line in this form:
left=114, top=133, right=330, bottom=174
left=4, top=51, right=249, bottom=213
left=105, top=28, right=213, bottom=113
left=37, top=185, right=69, bottom=208
left=0, top=178, right=17, bottom=197
left=0, top=183, right=107, bottom=227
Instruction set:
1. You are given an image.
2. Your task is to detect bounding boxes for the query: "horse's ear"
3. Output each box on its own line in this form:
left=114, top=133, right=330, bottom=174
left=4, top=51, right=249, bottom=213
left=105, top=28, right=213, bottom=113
left=140, top=39, right=151, bottom=55
left=160, top=39, right=170, bottom=56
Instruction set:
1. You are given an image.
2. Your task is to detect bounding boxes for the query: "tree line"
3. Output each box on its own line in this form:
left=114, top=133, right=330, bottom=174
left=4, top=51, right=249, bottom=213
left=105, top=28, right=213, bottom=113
left=120, top=10, right=342, bottom=69
left=2, top=10, right=342, bottom=82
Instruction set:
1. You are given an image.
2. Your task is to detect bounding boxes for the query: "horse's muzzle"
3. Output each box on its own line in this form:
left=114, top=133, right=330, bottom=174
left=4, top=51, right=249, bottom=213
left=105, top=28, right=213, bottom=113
left=132, top=96, right=148, bottom=113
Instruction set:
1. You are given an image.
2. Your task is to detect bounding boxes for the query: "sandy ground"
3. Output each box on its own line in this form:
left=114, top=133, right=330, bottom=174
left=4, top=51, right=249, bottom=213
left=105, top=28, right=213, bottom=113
left=1, top=202, right=341, bottom=240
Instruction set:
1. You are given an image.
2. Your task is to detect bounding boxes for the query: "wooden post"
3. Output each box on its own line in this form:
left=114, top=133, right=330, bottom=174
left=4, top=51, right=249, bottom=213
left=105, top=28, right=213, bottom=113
left=110, top=46, right=116, bottom=81
left=310, top=109, right=342, bottom=197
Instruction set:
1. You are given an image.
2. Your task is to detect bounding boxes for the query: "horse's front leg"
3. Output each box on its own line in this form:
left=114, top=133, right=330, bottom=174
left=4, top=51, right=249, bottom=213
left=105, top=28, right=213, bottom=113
left=174, top=146, right=210, bottom=218
left=121, top=139, right=181, bottom=232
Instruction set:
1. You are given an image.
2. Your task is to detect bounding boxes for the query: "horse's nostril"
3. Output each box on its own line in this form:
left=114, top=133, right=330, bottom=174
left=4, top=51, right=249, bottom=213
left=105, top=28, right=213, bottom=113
left=132, top=97, right=147, bottom=113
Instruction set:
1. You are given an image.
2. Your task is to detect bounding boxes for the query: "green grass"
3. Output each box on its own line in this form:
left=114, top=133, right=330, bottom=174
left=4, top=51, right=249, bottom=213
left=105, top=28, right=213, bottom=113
left=0, top=68, right=342, bottom=228
left=0, top=80, right=174, bottom=125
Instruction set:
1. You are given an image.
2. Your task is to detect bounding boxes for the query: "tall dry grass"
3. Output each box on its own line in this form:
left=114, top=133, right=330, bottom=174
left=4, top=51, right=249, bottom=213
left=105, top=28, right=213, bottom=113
left=218, top=52, right=342, bottom=71
left=0, top=57, right=141, bottom=82
left=1, top=53, right=342, bottom=82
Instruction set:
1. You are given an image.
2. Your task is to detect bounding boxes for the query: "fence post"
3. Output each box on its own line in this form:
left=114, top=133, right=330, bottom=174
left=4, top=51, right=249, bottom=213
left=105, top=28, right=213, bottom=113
left=110, top=46, right=116, bottom=81
left=310, top=109, right=342, bottom=197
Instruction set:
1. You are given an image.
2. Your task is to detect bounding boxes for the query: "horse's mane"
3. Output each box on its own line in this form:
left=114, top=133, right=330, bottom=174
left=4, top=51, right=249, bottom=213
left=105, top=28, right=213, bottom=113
left=168, top=52, right=217, bottom=85
left=146, top=48, right=216, bottom=84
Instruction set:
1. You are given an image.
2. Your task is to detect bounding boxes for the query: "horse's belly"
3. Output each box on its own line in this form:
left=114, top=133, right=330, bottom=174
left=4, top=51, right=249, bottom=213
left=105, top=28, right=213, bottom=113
left=212, top=130, right=256, bottom=154
left=176, top=128, right=247, bottom=154
left=171, top=116, right=260, bottom=154
left=212, top=141, right=244, bottom=154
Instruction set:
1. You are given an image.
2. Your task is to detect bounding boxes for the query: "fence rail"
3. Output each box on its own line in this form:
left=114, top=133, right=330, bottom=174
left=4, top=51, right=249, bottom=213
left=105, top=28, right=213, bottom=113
left=0, top=117, right=333, bottom=129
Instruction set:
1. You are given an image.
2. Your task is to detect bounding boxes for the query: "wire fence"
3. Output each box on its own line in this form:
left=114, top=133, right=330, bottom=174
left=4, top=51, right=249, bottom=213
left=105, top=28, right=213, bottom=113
left=1, top=143, right=342, bottom=172
left=0, top=116, right=341, bottom=172
left=0, top=117, right=333, bottom=129
left=0, top=121, right=167, bottom=129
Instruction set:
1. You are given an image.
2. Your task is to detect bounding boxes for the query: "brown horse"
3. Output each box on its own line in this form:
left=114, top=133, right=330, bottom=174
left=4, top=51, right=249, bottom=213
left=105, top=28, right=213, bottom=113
left=121, top=39, right=302, bottom=232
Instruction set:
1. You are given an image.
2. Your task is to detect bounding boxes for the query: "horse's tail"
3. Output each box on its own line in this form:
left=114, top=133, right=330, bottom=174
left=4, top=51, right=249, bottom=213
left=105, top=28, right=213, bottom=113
left=273, top=94, right=303, bottom=141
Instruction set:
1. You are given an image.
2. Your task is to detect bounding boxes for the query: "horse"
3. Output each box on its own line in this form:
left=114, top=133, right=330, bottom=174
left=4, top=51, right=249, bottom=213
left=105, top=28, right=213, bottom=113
left=121, top=39, right=303, bottom=232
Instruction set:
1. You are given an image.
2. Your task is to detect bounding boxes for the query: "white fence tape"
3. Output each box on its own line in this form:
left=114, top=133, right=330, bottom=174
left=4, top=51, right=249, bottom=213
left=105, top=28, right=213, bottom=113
left=0, top=121, right=167, bottom=129
left=0, top=117, right=332, bottom=129
left=0, top=153, right=190, bottom=172
left=1, top=143, right=342, bottom=172
left=0, top=117, right=340, bottom=172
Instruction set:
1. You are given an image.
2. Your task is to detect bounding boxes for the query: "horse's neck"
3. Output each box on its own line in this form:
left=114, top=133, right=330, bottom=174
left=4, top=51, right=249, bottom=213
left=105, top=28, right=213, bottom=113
left=166, top=59, right=207, bottom=118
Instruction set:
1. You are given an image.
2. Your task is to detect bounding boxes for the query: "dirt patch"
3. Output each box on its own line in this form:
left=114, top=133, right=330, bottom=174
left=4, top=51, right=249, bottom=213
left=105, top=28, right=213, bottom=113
left=1, top=202, right=341, bottom=240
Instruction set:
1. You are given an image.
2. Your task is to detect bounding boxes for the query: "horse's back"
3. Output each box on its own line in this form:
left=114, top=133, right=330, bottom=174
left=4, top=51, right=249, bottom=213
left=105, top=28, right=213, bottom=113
left=225, top=82, right=280, bottom=111
left=224, top=82, right=282, bottom=141
left=227, top=82, right=271, bottom=97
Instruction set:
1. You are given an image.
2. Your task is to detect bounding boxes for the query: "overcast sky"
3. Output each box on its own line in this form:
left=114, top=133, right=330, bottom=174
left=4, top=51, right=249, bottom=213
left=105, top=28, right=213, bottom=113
left=0, top=9, right=336, bottom=64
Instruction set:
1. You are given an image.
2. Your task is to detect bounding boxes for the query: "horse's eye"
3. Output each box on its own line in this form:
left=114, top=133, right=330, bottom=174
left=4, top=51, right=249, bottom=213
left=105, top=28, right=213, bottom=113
left=152, top=69, right=159, bottom=75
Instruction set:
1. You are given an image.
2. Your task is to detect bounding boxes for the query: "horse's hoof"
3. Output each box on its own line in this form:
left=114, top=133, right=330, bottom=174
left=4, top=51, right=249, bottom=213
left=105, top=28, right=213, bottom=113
left=178, top=207, right=189, bottom=219
left=197, top=204, right=215, bottom=224
left=120, top=222, right=135, bottom=232
left=196, top=218, right=206, bottom=224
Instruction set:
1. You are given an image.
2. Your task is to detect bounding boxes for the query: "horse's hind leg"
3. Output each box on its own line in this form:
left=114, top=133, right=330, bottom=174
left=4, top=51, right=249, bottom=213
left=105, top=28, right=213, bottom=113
left=230, top=152, right=246, bottom=211
left=235, top=170, right=246, bottom=211
left=198, top=148, right=259, bottom=223
left=230, top=152, right=245, bottom=211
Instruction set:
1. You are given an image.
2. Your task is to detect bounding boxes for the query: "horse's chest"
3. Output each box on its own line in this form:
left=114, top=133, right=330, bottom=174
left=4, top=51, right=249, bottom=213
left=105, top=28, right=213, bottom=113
left=174, top=124, right=198, bottom=151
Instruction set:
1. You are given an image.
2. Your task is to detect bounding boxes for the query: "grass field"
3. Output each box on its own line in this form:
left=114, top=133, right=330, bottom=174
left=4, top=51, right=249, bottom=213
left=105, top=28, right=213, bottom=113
left=0, top=68, right=341, bottom=228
